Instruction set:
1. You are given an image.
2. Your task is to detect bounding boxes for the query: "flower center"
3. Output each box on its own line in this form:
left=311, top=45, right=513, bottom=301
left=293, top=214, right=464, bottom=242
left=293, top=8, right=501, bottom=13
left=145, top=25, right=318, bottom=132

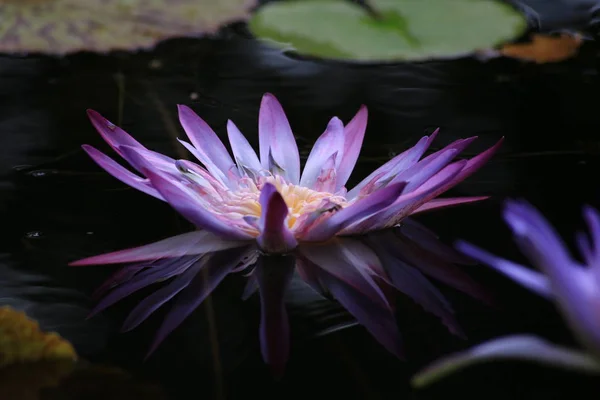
left=192, top=174, right=347, bottom=231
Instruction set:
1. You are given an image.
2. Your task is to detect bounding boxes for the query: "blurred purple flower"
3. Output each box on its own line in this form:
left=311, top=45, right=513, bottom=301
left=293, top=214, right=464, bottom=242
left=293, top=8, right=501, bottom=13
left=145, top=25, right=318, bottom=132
left=413, top=200, right=600, bottom=387
left=70, top=93, right=501, bottom=373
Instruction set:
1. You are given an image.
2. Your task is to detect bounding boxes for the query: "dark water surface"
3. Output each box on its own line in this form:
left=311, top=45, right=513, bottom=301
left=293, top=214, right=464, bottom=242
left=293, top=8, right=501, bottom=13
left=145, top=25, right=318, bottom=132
left=3, top=3, right=600, bottom=399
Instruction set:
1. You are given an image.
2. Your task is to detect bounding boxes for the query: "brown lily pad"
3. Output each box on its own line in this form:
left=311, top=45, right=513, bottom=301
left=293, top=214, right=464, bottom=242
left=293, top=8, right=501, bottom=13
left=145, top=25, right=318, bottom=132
left=0, top=0, right=257, bottom=55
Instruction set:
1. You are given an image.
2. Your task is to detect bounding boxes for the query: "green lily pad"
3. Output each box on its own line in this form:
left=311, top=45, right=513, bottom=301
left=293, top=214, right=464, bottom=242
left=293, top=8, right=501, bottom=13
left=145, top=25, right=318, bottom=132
left=249, top=0, right=527, bottom=62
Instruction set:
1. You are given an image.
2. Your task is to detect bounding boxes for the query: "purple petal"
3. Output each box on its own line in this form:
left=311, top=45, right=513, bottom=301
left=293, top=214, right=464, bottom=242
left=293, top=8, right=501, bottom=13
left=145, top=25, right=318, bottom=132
left=145, top=249, right=250, bottom=358
left=258, top=93, right=300, bottom=184
left=390, top=148, right=459, bottom=192
left=90, top=262, right=148, bottom=300
left=318, top=268, right=403, bottom=358
left=369, top=235, right=463, bottom=337
left=115, top=144, right=178, bottom=174
left=398, top=219, right=477, bottom=265
left=177, top=105, right=237, bottom=182
left=295, top=257, right=327, bottom=296
left=413, top=138, right=504, bottom=205
left=503, top=200, right=600, bottom=356
left=69, top=231, right=245, bottom=266
left=87, top=110, right=174, bottom=170
left=300, top=117, right=344, bottom=189
left=242, top=273, right=259, bottom=300
left=411, top=197, right=490, bottom=214
left=378, top=234, right=493, bottom=305
left=87, top=110, right=144, bottom=157
left=302, top=182, right=407, bottom=242
left=88, top=256, right=200, bottom=318
left=351, top=160, right=467, bottom=232
left=456, top=241, right=552, bottom=299
left=347, top=130, right=438, bottom=199
left=336, top=105, right=367, bottom=191
left=298, top=241, right=391, bottom=310
left=255, top=255, right=295, bottom=375
left=142, top=167, right=253, bottom=240
left=582, top=206, right=600, bottom=268
left=121, top=257, right=208, bottom=332
left=227, top=120, right=262, bottom=174
left=82, top=145, right=164, bottom=200
left=257, top=183, right=298, bottom=253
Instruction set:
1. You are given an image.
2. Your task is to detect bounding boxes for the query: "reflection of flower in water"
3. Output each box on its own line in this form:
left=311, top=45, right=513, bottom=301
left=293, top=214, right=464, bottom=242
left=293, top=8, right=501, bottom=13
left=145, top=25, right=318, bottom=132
left=72, top=219, right=490, bottom=375
left=0, top=0, right=256, bottom=54
left=413, top=201, right=600, bottom=388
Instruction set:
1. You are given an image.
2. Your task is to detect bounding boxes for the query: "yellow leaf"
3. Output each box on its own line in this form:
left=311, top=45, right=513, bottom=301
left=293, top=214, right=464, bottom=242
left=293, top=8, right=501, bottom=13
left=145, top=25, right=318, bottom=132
left=0, top=306, right=77, bottom=367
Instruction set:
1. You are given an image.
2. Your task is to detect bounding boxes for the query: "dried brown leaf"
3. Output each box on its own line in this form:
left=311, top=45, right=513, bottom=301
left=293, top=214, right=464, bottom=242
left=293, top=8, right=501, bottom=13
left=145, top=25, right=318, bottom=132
left=499, top=33, right=583, bottom=64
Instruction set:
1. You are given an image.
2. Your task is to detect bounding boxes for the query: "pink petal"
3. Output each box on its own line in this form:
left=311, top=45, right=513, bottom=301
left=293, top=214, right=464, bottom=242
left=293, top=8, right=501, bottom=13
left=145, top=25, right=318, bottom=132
left=336, top=105, right=368, bottom=191
left=256, top=183, right=298, bottom=253
left=69, top=231, right=245, bottom=266
left=312, top=152, right=338, bottom=193
left=82, top=145, right=164, bottom=200
left=258, top=93, right=300, bottom=184
left=302, top=182, right=407, bottom=242
left=87, top=110, right=144, bottom=156
left=300, top=117, right=344, bottom=189
left=411, top=197, right=490, bottom=214
left=143, top=167, right=254, bottom=240
left=227, top=119, right=262, bottom=175
left=177, top=105, right=237, bottom=182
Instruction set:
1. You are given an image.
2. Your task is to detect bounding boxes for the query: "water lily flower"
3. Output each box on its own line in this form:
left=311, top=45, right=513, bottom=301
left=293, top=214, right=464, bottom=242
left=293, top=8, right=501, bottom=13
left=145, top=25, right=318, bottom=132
left=74, top=92, right=501, bottom=253
left=70, top=93, right=501, bottom=373
left=412, top=200, right=600, bottom=388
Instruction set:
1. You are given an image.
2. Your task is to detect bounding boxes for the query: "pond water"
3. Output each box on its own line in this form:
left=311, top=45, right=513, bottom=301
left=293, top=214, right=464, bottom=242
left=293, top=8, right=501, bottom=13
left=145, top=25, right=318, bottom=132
left=2, top=4, right=600, bottom=399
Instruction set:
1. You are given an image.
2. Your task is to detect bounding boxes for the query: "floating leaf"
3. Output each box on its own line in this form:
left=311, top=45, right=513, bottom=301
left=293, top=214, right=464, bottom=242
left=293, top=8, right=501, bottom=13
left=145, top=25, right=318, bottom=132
left=0, top=306, right=77, bottom=367
left=0, top=0, right=257, bottom=55
left=412, top=335, right=600, bottom=388
left=499, top=33, right=583, bottom=63
left=249, top=0, right=527, bottom=62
